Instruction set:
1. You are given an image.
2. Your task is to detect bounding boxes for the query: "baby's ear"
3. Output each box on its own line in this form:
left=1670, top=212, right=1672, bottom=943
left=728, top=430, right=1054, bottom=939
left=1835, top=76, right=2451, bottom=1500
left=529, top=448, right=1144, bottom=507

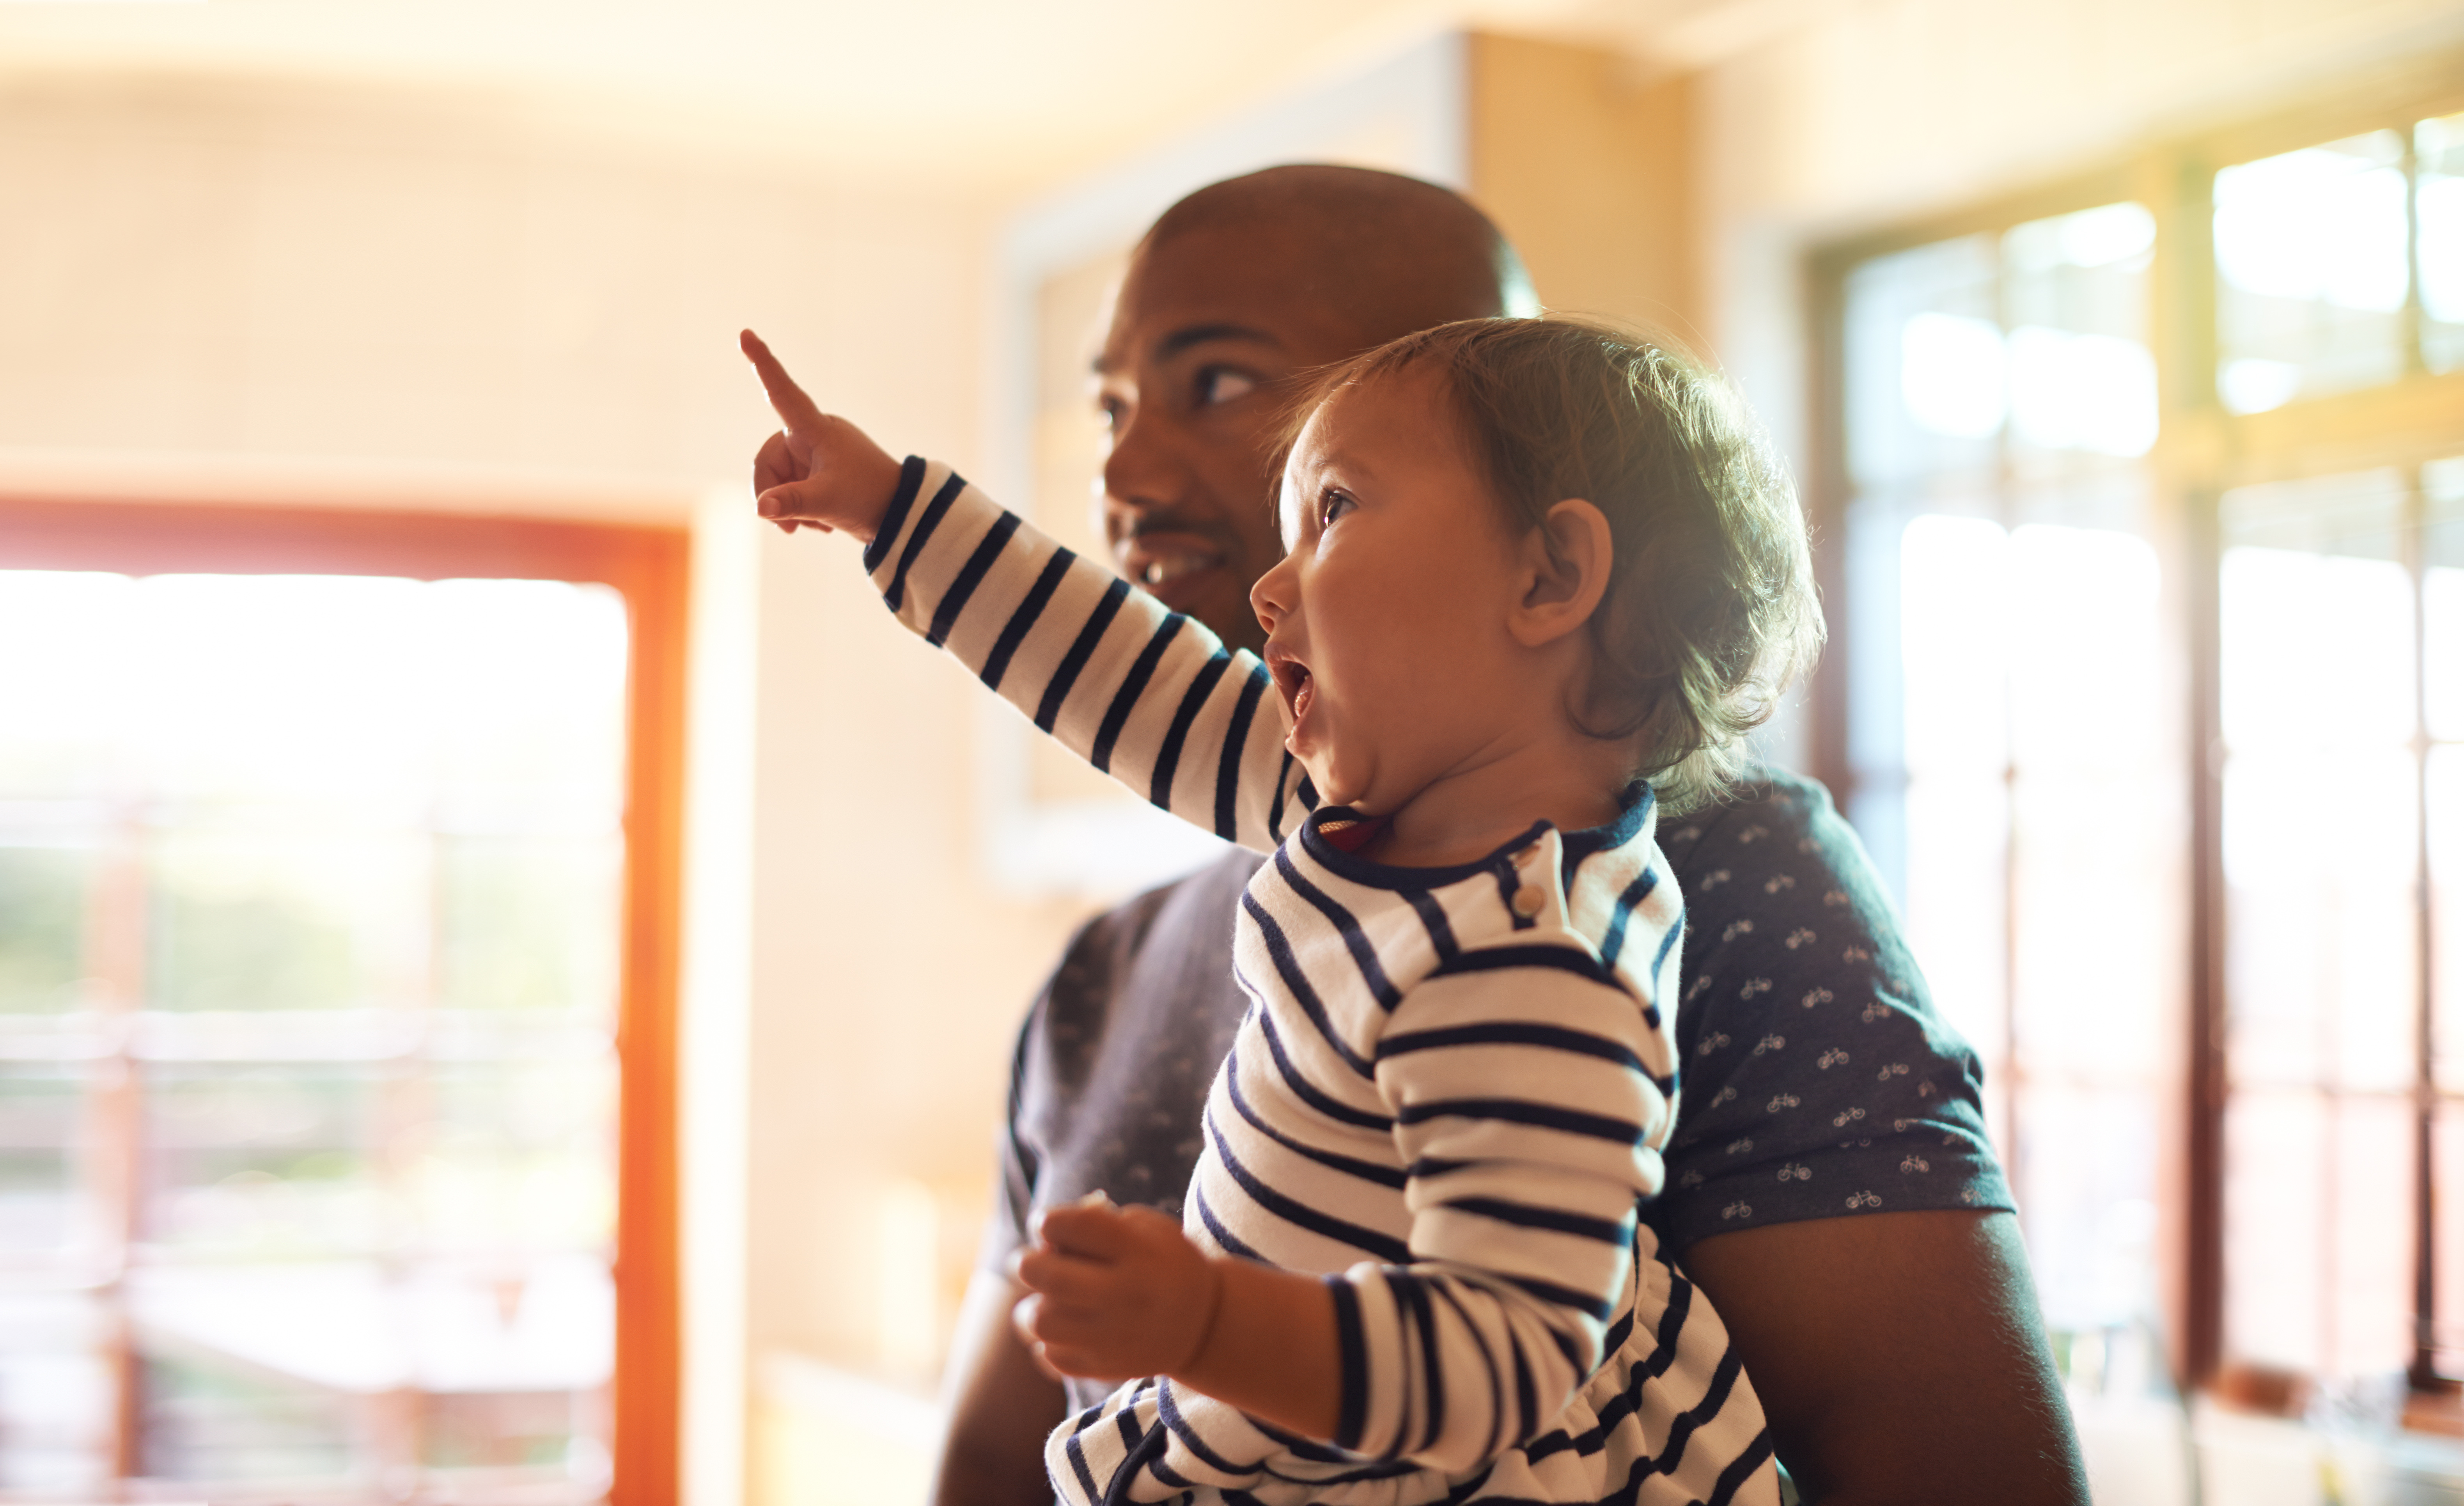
left=1509, top=498, right=1614, bottom=648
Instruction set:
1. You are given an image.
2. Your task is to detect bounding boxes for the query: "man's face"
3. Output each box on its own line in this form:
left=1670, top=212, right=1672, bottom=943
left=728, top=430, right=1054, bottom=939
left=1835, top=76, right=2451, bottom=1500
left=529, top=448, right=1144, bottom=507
left=1093, top=226, right=1367, bottom=656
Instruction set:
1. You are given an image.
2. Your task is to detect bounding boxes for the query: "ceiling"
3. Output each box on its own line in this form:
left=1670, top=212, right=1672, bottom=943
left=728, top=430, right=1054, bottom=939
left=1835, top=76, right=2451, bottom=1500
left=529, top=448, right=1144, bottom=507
left=0, top=0, right=1800, bottom=193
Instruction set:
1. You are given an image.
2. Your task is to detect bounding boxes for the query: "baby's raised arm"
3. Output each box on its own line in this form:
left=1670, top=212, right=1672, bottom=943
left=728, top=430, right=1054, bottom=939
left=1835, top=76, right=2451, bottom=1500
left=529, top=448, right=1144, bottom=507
left=745, top=333, right=1314, bottom=853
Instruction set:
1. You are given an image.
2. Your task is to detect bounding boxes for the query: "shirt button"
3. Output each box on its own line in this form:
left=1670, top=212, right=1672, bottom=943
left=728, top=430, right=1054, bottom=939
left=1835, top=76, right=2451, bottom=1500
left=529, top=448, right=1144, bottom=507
left=1511, top=885, right=1546, bottom=918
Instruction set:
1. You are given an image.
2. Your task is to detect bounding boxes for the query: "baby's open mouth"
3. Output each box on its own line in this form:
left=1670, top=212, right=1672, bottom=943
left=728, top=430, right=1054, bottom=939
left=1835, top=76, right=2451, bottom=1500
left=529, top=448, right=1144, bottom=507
left=1268, top=652, right=1314, bottom=726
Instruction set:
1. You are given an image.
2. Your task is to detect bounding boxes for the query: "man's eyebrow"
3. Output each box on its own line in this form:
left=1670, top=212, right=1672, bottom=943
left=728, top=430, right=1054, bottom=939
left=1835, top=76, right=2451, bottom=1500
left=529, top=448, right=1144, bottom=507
left=1091, top=322, right=1283, bottom=374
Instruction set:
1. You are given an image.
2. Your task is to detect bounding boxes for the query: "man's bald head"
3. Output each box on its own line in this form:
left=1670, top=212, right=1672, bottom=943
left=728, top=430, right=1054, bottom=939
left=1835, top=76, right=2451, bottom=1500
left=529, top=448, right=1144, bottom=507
left=1092, top=165, right=1535, bottom=654
left=1133, top=165, right=1536, bottom=352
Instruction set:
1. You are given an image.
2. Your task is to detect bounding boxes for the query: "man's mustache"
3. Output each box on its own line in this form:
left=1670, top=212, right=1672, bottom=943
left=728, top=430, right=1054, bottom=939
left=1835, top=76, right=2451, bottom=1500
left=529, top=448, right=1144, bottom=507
left=1111, top=506, right=1239, bottom=548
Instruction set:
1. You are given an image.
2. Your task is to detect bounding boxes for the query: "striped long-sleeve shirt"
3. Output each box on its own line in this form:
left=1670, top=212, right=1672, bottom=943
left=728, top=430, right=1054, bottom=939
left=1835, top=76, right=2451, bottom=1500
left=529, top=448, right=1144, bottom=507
left=864, top=459, right=1778, bottom=1506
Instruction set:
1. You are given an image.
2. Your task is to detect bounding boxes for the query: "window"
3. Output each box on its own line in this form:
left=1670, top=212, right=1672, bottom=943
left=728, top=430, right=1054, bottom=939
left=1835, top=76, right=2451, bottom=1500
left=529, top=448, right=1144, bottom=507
left=2215, top=460, right=2461, bottom=1382
left=1814, top=74, right=2464, bottom=1401
left=0, top=502, right=684, bottom=1504
left=1828, top=192, right=2186, bottom=1349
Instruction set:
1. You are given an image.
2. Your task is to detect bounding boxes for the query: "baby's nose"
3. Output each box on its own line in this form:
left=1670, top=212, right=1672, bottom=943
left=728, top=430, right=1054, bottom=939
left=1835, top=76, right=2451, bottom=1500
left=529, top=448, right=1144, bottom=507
left=1248, top=558, right=1293, bottom=631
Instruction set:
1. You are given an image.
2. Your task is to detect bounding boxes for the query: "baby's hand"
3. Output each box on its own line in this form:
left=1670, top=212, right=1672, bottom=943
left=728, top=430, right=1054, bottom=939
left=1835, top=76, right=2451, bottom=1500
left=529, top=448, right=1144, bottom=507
left=740, top=330, right=905, bottom=541
left=1012, top=1193, right=1222, bottom=1384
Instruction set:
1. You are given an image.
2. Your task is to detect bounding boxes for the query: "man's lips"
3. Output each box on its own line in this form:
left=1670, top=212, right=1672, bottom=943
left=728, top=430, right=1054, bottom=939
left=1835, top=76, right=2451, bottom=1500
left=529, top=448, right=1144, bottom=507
left=1113, top=530, right=1230, bottom=597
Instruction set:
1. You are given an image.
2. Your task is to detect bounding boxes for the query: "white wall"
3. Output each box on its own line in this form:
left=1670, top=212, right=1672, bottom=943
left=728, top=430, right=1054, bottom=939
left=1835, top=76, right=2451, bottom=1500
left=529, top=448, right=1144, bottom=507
left=0, top=71, right=986, bottom=492
left=0, top=67, right=1048, bottom=1504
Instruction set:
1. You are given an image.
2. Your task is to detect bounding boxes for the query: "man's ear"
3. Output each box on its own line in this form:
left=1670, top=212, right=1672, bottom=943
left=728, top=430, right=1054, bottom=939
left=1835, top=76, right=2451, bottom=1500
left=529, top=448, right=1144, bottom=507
left=1508, top=498, right=1615, bottom=648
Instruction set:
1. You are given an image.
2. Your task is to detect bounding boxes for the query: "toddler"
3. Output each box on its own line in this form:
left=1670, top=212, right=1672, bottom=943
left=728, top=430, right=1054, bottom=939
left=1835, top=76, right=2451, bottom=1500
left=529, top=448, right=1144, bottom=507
left=742, top=315, right=1821, bottom=1506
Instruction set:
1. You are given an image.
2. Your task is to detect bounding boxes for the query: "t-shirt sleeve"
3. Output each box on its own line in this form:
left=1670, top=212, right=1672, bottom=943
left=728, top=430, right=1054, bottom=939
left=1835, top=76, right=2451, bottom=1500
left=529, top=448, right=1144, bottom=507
left=863, top=457, right=1315, bottom=853
left=1654, top=775, right=2014, bottom=1250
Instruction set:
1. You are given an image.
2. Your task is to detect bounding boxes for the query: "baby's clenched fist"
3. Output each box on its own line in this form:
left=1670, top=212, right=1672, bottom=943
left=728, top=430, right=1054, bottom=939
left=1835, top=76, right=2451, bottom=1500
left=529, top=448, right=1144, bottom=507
left=1010, top=1193, right=1224, bottom=1384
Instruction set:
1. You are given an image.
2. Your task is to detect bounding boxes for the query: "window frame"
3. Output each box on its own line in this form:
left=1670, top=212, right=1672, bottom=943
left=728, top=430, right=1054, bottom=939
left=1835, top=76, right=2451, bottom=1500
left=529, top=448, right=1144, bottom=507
left=1805, top=54, right=2464, bottom=1399
left=0, top=495, right=686, bottom=1505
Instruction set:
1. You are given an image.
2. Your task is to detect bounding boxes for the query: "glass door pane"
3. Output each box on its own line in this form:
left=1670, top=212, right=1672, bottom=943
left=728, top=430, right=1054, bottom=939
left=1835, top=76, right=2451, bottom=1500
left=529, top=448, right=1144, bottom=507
left=0, top=568, right=627, bottom=1504
left=2419, top=114, right=2464, bottom=375
left=2428, top=459, right=2464, bottom=1101
left=1843, top=201, right=2180, bottom=1334
left=2216, top=469, right=2425, bottom=1382
left=2214, top=132, right=2411, bottom=412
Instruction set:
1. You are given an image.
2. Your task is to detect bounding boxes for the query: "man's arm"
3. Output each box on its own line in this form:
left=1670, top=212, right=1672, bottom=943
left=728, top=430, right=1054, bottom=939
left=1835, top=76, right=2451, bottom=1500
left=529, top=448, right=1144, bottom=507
left=931, top=1270, right=1067, bottom=1506
left=1682, top=1209, right=2088, bottom=1506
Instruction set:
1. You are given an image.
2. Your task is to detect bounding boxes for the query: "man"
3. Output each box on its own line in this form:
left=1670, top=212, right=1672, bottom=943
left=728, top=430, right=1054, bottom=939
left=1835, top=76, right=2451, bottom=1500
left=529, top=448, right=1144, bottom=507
left=929, top=166, right=2088, bottom=1505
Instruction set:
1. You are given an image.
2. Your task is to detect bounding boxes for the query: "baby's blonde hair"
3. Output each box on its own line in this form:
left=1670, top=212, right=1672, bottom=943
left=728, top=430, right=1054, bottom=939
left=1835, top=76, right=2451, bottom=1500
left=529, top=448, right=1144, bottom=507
left=1282, top=316, right=1824, bottom=813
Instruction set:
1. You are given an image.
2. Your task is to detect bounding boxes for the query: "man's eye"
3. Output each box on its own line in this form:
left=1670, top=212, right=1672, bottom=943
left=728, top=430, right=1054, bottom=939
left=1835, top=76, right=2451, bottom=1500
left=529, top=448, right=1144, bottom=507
left=1097, top=396, right=1127, bottom=431
left=1198, top=368, right=1257, bottom=405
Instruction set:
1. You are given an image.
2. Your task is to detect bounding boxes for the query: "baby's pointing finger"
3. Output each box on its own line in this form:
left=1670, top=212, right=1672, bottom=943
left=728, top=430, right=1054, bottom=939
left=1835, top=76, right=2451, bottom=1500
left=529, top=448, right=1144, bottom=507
left=739, top=329, right=829, bottom=436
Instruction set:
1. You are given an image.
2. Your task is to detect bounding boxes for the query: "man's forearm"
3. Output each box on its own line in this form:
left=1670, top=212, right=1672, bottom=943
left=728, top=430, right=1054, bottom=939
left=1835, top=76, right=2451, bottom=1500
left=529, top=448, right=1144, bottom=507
left=1684, top=1210, right=2089, bottom=1506
left=931, top=1270, right=1068, bottom=1506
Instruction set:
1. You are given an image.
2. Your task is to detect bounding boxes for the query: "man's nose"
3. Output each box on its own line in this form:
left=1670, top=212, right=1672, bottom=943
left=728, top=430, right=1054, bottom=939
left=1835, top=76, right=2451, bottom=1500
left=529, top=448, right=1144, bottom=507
left=1099, top=405, right=1186, bottom=523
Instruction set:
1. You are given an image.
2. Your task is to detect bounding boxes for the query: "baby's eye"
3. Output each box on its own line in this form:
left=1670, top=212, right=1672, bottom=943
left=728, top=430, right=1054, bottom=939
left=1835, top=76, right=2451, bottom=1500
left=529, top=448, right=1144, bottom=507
left=1318, top=490, right=1356, bottom=528
left=1197, top=367, right=1257, bottom=406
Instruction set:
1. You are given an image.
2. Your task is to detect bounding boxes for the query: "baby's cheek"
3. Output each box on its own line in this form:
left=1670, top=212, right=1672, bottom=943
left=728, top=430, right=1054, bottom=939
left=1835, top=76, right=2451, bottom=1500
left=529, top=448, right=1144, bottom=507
left=1323, top=674, right=1414, bottom=810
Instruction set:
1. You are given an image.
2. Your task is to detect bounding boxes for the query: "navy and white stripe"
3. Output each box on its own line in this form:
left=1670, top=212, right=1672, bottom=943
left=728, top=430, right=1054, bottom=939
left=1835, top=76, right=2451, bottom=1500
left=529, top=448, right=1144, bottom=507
left=865, top=456, right=1312, bottom=850
left=868, top=461, right=1778, bottom=1506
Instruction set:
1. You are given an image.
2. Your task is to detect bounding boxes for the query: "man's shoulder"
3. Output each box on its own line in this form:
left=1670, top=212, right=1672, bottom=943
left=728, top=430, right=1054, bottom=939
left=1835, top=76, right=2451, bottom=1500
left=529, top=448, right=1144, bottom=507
left=1663, top=764, right=1905, bottom=967
left=1005, top=846, right=1260, bottom=1229
left=1038, top=846, right=1263, bottom=1027
left=1654, top=769, right=2010, bottom=1245
left=1066, top=846, right=1266, bottom=955
left=1660, top=766, right=1852, bottom=879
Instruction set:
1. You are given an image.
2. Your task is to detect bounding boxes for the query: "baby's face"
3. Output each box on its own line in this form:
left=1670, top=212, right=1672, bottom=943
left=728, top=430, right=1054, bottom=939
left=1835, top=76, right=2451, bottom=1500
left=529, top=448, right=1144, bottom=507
left=1248, top=369, right=1533, bottom=818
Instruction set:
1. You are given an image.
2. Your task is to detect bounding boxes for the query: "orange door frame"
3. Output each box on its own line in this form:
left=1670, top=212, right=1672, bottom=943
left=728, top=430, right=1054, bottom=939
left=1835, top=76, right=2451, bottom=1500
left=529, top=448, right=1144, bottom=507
left=0, top=497, right=688, bottom=1506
